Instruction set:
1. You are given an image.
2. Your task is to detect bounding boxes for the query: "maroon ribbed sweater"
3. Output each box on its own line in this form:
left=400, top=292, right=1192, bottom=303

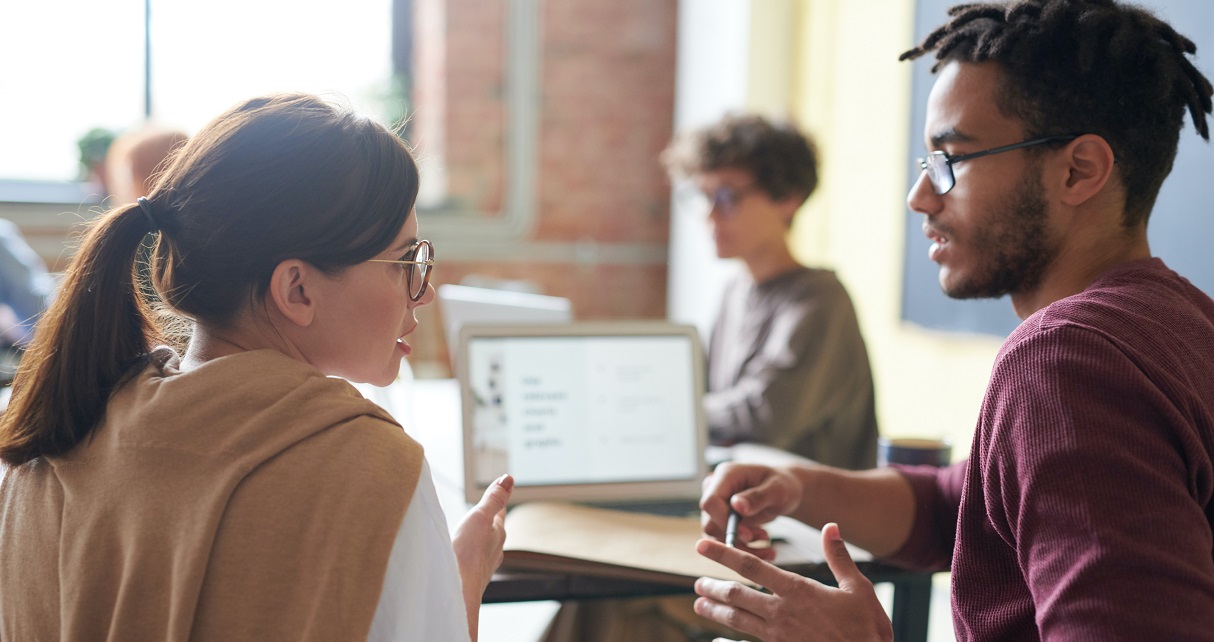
left=887, top=258, right=1214, bottom=641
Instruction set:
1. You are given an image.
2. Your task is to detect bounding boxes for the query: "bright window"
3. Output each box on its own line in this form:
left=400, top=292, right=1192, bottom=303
left=0, top=0, right=395, bottom=183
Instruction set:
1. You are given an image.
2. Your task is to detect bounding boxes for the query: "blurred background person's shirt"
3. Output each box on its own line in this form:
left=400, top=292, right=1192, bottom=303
left=0, top=219, right=52, bottom=348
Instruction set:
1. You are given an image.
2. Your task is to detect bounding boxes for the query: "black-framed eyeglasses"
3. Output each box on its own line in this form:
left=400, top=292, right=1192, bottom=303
left=367, top=239, right=435, bottom=301
left=917, top=135, right=1078, bottom=195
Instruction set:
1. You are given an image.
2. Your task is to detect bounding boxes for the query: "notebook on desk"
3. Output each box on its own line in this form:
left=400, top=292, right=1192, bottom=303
left=457, top=321, right=708, bottom=513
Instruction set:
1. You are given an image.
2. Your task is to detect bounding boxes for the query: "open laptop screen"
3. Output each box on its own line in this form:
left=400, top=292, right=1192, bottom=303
left=459, top=322, right=707, bottom=505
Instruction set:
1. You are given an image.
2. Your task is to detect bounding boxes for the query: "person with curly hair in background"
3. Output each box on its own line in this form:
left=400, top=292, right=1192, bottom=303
left=663, top=114, right=879, bottom=471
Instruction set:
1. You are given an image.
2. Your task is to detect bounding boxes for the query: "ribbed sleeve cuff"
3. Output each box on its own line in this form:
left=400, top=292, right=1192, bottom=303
left=879, top=462, right=966, bottom=572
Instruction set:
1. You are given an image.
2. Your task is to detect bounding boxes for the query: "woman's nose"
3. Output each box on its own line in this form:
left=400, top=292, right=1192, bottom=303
left=411, top=282, right=437, bottom=307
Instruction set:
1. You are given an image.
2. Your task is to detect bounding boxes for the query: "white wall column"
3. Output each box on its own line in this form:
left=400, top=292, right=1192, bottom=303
left=665, top=0, right=751, bottom=335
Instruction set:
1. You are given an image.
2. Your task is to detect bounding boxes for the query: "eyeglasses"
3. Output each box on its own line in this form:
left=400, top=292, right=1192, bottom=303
left=917, top=135, right=1078, bottom=195
left=676, top=182, right=762, bottom=217
left=367, top=239, right=435, bottom=301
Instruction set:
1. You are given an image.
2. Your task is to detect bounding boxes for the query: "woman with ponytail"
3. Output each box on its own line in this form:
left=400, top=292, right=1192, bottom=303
left=0, top=93, right=511, bottom=642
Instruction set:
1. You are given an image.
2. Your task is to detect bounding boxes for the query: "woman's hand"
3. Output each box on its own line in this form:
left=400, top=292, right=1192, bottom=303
left=452, top=474, right=513, bottom=641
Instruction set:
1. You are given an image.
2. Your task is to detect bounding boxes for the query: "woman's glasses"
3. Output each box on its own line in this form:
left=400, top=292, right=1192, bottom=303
left=367, top=239, right=435, bottom=301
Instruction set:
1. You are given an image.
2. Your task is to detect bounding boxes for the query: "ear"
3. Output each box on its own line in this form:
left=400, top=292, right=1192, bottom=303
left=776, top=194, right=805, bottom=228
left=266, top=259, right=318, bottom=328
left=1055, top=134, right=1116, bottom=208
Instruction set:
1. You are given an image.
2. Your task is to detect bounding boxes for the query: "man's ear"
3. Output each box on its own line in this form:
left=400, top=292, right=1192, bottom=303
left=266, top=259, right=318, bottom=328
left=1055, top=134, right=1117, bottom=208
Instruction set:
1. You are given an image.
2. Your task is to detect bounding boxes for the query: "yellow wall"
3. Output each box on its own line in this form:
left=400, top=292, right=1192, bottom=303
left=747, top=0, right=1004, bottom=458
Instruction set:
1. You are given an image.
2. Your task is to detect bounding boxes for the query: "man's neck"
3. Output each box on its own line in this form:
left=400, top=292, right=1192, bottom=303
left=1011, top=225, right=1151, bottom=319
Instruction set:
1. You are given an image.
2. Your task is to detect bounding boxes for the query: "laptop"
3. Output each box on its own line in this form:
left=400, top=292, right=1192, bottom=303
left=436, top=284, right=574, bottom=372
left=458, top=321, right=708, bottom=513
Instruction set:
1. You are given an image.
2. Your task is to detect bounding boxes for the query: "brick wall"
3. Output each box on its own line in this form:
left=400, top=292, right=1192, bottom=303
left=6, top=0, right=679, bottom=378
left=407, top=0, right=678, bottom=375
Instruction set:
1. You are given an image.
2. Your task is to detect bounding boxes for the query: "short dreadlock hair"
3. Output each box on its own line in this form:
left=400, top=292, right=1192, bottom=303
left=662, top=113, right=819, bottom=207
left=901, top=0, right=1213, bottom=226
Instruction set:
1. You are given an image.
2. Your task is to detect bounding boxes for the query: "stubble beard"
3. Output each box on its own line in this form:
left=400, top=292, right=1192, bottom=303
left=942, top=168, right=1057, bottom=301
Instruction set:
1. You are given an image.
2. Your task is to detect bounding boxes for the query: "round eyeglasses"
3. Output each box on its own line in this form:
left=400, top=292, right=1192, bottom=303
left=367, top=239, right=435, bottom=301
left=917, top=135, right=1078, bottom=195
left=675, top=182, right=763, bottom=218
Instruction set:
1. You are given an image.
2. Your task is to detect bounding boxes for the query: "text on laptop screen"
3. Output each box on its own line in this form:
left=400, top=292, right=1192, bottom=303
left=467, top=334, right=700, bottom=488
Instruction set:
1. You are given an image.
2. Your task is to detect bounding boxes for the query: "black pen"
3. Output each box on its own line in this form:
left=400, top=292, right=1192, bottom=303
left=725, top=507, right=741, bottom=548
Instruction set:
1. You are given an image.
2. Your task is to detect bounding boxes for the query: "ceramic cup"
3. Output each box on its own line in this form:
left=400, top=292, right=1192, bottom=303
left=877, top=437, right=952, bottom=468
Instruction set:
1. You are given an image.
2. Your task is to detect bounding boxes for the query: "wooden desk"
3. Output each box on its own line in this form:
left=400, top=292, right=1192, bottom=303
left=370, top=378, right=933, bottom=642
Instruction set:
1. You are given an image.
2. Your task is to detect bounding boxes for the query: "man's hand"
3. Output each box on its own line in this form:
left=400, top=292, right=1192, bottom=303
left=693, top=523, right=892, bottom=642
left=700, top=462, right=803, bottom=560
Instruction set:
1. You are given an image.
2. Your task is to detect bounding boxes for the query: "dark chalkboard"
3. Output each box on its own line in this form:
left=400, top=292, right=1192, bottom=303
left=902, top=0, right=1214, bottom=337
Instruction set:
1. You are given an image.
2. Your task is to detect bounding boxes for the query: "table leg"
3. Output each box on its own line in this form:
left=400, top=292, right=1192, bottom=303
left=890, top=574, right=933, bottom=642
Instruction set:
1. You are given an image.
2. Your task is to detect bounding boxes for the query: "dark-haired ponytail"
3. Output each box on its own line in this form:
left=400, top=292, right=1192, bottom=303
left=1, top=92, right=421, bottom=465
left=0, top=204, right=163, bottom=465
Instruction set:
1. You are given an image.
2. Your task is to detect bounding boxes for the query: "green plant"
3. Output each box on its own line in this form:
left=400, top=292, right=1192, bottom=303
left=76, top=127, right=117, bottom=181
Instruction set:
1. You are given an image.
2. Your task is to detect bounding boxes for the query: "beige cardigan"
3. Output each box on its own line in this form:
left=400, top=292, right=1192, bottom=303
left=0, top=348, right=424, bottom=641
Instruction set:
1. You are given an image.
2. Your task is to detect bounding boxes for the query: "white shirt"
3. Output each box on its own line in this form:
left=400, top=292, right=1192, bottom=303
left=367, top=459, right=470, bottom=642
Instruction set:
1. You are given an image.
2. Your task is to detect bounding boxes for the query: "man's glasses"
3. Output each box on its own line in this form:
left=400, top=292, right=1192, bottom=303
left=676, top=183, right=762, bottom=217
left=917, top=135, right=1078, bottom=195
left=367, top=239, right=435, bottom=301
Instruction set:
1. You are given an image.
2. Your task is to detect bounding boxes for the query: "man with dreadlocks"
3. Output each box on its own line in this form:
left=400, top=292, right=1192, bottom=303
left=693, top=1, right=1214, bottom=640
